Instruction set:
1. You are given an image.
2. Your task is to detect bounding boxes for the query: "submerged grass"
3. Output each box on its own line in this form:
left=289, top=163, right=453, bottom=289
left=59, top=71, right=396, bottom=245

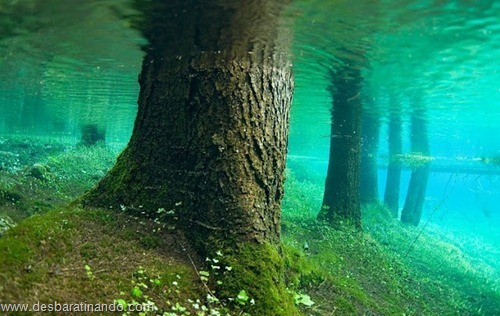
left=282, top=171, right=500, bottom=315
left=1, top=137, right=499, bottom=315
left=0, top=207, right=203, bottom=314
left=0, top=136, right=116, bottom=222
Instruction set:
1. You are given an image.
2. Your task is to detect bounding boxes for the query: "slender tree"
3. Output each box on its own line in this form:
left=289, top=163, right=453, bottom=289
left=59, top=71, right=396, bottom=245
left=401, top=97, right=430, bottom=226
left=81, top=1, right=295, bottom=313
left=384, top=95, right=402, bottom=218
left=318, top=65, right=363, bottom=228
left=21, top=88, right=46, bottom=133
left=360, top=100, right=380, bottom=204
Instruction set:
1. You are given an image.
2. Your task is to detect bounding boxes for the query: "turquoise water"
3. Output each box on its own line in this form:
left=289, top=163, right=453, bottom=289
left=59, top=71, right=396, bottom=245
left=2, top=1, right=499, bottom=153
left=287, top=0, right=500, bottom=282
left=1, top=0, right=499, bottom=314
left=0, top=0, right=143, bottom=147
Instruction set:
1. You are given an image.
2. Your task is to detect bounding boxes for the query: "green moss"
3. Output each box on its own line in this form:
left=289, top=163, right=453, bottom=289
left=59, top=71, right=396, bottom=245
left=0, top=138, right=118, bottom=227
left=79, top=148, right=148, bottom=210
left=3, top=206, right=307, bottom=315
left=283, top=244, right=323, bottom=289
left=0, top=188, right=24, bottom=204
left=0, top=238, right=32, bottom=268
left=280, top=190, right=500, bottom=315
left=213, top=242, right=299, bottom=315
left=0, top=207, right=203, bottom=311
left=139, top=235, right=161, bottom=249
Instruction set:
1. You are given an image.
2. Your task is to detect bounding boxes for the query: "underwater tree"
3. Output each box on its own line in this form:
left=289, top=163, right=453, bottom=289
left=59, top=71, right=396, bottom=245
left=77, top=74, right=111, bottom=146
left=81, top=1, right=295, bottom=314
left=79, top=124, right=106, bottom=146
left=384, top=95, right=402, bottom=218
left=360, top=99, right=380, bottom=204
left=401, top=97, right=430, bottom=226
left=21, top=87, right=47, bottom=133
left=318, top=65, right=363, bottom=228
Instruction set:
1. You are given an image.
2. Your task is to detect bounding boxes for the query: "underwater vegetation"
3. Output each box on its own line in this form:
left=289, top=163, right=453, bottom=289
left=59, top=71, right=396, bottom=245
left=0, top=136, right=116, bottom=221
left=1, top=0, right=500, bottom=315
left=1, top=139, right=499, bottom=315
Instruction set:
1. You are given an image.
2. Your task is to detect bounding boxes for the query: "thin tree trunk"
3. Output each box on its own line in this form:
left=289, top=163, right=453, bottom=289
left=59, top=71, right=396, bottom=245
left=401, top=164, right=430, bottom=225
left=401, top=101, right=430, bottom=226
left=318, top=66, right=362, bottom=228
left=360, top=108, right=380, bottom=204
left=21, top=88, right=46, bottom=132
left=384, top=96, right=402, bottom=218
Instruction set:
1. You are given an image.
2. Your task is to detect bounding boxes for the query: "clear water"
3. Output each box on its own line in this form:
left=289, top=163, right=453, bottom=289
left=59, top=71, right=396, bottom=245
left=0, top=0, right=144, bottom=148
left=287, top=1, right=500, bottom=296
left=1, top=0, right=499, bottom=312
left=287, top=0, right=500, bottom=275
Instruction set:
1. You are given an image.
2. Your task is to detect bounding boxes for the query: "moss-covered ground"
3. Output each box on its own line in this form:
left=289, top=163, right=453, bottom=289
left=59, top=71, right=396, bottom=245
left=283, top=171, right=500, bottom=315
left=1, top=136, right=499, bottom=315
left=0, top=207, right=205, bottom=314
left=0, top=136, right=115, bottom=224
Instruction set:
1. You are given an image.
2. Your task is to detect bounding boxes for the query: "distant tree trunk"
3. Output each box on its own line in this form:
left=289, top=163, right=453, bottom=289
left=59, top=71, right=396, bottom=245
left=401, top=164, right=430, bottom=225
left=384, top=96, right=402, bottom=218
left=21, top=60, right=51, bottom=133
left=401, top=101, right=430, bottom=226
left=82, top=1, right=295, bottom=314
left=79, top=124, right=106, bottom=146
left=318, top=66, right=362, bottom=228
left=21, top=89, right=45, bottom=132
left=360, top=107, right=380, bottom=204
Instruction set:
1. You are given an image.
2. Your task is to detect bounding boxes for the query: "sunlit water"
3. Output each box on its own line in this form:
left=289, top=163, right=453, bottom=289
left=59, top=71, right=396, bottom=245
left=1, top=0, right=499, bottom=295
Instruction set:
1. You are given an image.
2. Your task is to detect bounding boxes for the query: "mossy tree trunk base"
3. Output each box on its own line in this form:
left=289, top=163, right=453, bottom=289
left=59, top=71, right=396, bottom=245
left=214, top=242, right=297, bottom=315
left=80, top=1, right=296, bottom=314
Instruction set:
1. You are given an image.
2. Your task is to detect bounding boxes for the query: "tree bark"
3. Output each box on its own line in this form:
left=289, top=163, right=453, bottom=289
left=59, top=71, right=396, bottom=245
left=83, top=0, right=292, bottom=246
left=384, top=96, right=402, bottom=218
left=400, top=164, right=430, bottom=225
left=318, top=66, right=362, bottom=228
left=360, top=107, right=380, bottom=204
left=401, top=102, right=430, bottom=226
left=81, top=1, right=295, bottom=313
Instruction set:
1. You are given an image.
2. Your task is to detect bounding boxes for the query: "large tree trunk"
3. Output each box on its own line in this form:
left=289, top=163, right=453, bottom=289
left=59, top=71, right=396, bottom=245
left=384, top=95, right=402, bottom=218
left=81, top=1, right=295, bottom=313
left=360, top=107, right=380, bottom=204
left=401, top=102, right=430, bottom=226
left=318, top=66, right=362, bottom=228
left=83, top=0, right=292, bottom=246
